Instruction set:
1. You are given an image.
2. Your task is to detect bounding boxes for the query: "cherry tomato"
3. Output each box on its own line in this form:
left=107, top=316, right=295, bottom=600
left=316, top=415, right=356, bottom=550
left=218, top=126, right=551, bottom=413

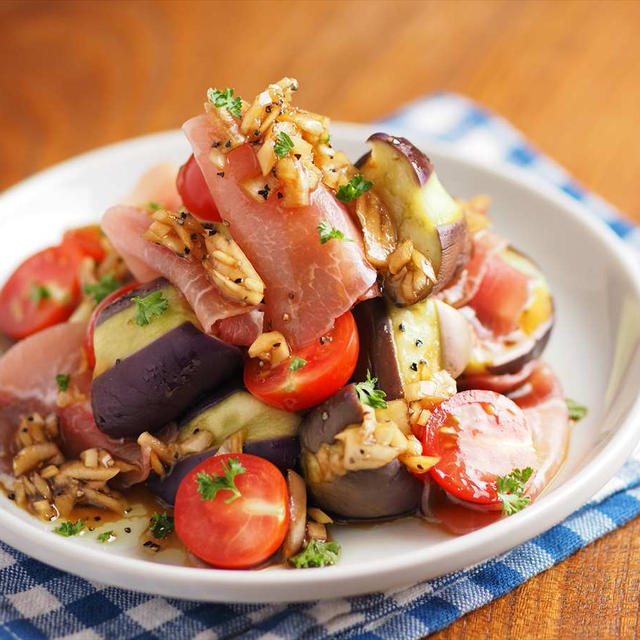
left=422, top=390, right=537, bottom=507
left=62, top=225, right=106, bottom=262
left=244, top=311, right=359, bottom=412
left=174, top=453, right=289, bottom=569
left=84, top=281, right=139, bottom=370
left=176, top=154, right=221, bottom=221
left=0, top=246, right=83, bottom=340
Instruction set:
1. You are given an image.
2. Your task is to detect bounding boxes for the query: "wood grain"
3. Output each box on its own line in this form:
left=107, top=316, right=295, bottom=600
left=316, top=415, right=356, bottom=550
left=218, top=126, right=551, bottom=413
left=1, top=1, right=639, bottom=637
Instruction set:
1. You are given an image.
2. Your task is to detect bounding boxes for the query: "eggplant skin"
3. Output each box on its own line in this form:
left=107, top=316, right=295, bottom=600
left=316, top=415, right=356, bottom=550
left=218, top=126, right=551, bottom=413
left=485, top=321, right=552, bottom=376
left=307, top=459, right=422, bottom=520
left=92, top=322, right=243, bottom=438
left=243, top=437, right=299, bottom=472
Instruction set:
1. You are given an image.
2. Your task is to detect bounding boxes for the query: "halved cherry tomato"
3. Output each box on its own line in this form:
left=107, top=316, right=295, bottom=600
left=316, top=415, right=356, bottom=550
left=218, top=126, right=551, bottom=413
left=176, top=153, right=221, bottom=221
left=62, top=225, right=106, bottom=262
left=84, top=281, right=139, bottom=370
left=0, top=246, right=84, bottom=340
left=174, top=453, right=289, bottom=569
left=422, top=390, right=537, bottom=508
left=244, top=311, right=359, bottom=412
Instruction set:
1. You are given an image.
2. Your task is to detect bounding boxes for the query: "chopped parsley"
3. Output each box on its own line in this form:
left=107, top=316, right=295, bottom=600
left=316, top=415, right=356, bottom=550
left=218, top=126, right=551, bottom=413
left=197, top=457, right=246, bottom=504
left=288, top=356, right=307, bottom=372
left=132, top=290, right=169, bottom=326
left=207, top=87, right=242, bottom=119
left=274, top=132, right=295, bottom=159
left=30, top=283, right=50, bottom=304
left=354, top=370, right=387, bottom=409
left=496, top=467, right=533, bottom=516
left=317, top=221, right=349, bottom=244
left=335, top=175, right=372, bottom=203
left=53, top=519, right=84, bottom=537
left=55, top=374, right=70, bottom=392
left=83, top=273, right=121, bottom=304
left=97, top=530, right=114, bottom=543
left=147, top=201, right=162, bottom=211
left=566, top=398, right=588, bottom=422
left=289, top=539, right=341, bottom=568
left=150, top=512, right=174, bottom=539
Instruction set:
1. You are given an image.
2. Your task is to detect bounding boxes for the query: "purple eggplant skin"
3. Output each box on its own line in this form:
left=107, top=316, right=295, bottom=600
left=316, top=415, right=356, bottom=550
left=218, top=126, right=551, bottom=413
left=147, top=437, right=299, bottom=506
left=352, top=299, right=404, bottom=401
left=485, top=320, right=552, bottom=376
left=91, top=322, right=243, bottom=438
left=96, top=278, right=168, bottom=326
left=146, top=448, right=217, bottom=506
left=243, top=437, right=300, bottom=472
left=365, top=132, right=434, bottom=185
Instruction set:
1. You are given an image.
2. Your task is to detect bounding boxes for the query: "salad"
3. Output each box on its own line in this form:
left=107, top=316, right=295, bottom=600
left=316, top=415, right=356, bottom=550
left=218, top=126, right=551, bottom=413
left=0, top=79, right=586, bottom=570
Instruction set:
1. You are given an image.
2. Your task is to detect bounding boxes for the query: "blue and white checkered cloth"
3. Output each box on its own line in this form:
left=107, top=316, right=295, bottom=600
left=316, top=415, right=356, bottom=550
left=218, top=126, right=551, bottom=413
left=2, top=93, right=640, bottom=640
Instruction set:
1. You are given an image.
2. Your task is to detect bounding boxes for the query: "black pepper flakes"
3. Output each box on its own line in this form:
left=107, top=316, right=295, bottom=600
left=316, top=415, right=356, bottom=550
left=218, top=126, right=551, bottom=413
left=399, top=323, right=406, bottom=332
left=410, top=362, right=418, bottom=372
left=294, top=153, right=301, bottom=160
left=224, top=140, right=231, bottom=148
left=288, top=292, right=295, bottom=300
left=208, top=229, right=217, bottom=236
left=124, top=527, right=132, bottom=533
left=415, top=339, right=423, bottom=347
left=27, top=416, right=34, bottom=422
left=180, top=211, right=188, bottom=219
left=265, top=105, right=272, bottom=113
left=276, top=192, right=284, bottom=199
left=7, top=493, right=15, bottom=501
left=217, top=171, right=225, bottom=177
left=212, top=141, right=221, bottom=148
left=143, top=541, right=161, bottom=552
left=234, top=278, right=243, bottom=284
left=190, top=233, right=197, bottom=240
left=94, top=516, right=101, bottom=521
left=184, top=247, right=191, bottom=255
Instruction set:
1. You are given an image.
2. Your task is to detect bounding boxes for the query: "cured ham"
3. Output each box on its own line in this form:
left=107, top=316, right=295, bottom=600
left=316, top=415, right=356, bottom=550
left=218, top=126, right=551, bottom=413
left=0, top=322, right=148, bottom=485
left=123, top=163, right=182, bottom=212
left=101, top=205, right=252, bottom=335
left=183, top=114, right=377, bottom=347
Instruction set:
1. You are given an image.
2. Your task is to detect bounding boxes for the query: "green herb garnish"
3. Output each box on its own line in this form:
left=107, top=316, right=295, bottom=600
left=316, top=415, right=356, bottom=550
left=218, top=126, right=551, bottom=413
left=97, top=530, right=114, bottom=543
left=54, top=519, right=84, bottom=537
left=148, top=201, right=162, bottom=211
left=289, top=539, right=341, bottom=568
left=30, top=284, right=50, bottom=304
left=55, top=374, right=70, bottom=392
left=83, top=273, right=121, bottom=304
left=317, top=221, right=349, bottom=244
left=335, top=175, right=372, bottom=203
left=288, top=356, right=307, bottom=372
left=132, top=290, right=169, bottom=326
left=150, top=512, right=174, bottom=539
left=354, top=370, right=387, bottom=409
left=496, top=467, right=534, bottom=516
left=274, top=132, right=295, bottom=159
left=566, top=398, right=588, bottom=422
left=197, top=457, right=246, bottom=504
left=207, top=87, right=242, bottom=119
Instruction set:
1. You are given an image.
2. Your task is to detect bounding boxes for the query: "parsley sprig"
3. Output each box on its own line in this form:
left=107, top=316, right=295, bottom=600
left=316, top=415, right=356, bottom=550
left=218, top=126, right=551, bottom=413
left=274, top=132, right=295, bottom=159
left=288, top=356, right=307, bottom=372
left=207, top=87, right=242, bottom=119
left=197, top=458, right=246, bottom=504
left=289, top=539, right=341, bottom=568
left=97, top=530, right=114, bottom=543
left=317, top=221, right=353, bottom=244
left=30, top=284, right=50, bottom=304
left=354, top=370, right=387, bottom=409
left=566, top=398, right=587, bottom=421
left=150, top=512, right=174, bottom=539
left=335, top=175, right=372, bottom=203
left=55, top=374, right=70, bottom=392
left=132, top=290, right=169, bottom=326
left=496, top=467, right=534, bottom=516
left=83, top=273, right=121, bottom=304
left=53, top=519, right=84, bottom=537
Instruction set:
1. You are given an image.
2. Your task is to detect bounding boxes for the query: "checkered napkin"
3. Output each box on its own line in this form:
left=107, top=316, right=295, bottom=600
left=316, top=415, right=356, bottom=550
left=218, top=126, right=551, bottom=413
left=2, top=93, right=640, bottom=640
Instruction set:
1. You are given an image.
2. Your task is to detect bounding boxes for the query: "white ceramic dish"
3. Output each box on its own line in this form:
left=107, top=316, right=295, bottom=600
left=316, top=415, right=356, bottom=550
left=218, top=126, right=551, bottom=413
left=0, top=123, right=639, bottom=603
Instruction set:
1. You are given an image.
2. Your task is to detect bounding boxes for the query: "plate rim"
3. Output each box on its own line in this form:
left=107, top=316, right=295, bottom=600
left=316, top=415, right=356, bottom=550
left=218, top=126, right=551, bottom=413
left=1, top=123, right=639, bottom=602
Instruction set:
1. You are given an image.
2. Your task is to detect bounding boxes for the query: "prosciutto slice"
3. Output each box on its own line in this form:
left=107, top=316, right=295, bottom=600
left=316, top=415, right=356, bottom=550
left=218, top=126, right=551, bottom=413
left=102, top=205, right=252, bottom=334
left=0, top=322, right=148, bottom=485
left=183, top=115, right=377, bottom=347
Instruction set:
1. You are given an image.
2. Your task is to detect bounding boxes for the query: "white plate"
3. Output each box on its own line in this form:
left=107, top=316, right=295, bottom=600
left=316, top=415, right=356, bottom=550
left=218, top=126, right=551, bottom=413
left=0, top=124, right=640, bottom=603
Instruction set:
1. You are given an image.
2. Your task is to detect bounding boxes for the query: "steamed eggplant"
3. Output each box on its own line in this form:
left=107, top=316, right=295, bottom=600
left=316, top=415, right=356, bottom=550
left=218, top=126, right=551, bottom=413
left=299, top=385, right=422, bottom=519
left=357, top=133, right=470, bottom=305
left=147, top=382, right=301, bottom=505
left=353, top=297, right=472, bottom=400
left=91, top=278, right=243, bottom=438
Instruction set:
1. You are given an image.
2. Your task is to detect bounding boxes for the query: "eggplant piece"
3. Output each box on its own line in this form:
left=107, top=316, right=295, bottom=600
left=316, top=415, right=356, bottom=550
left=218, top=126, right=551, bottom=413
left=357, top=133, right=470, bottom=304
left=299, top=385, right=422, bottom=520
left=353, top=297, right=472, bottom=399
left=91, top=279, right=243, bottom=438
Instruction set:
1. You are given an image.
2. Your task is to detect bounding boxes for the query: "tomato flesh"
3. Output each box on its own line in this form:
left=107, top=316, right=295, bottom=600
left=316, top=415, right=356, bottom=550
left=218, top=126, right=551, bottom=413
left=0, top=246, right=83, bottom=340
left=174, top=453, right=289, bottom=569
left=84, top=282, right=139, bottom=370
left=243, top=311, right=359, bottom=412
left=423, top=390, right=537, bottom=507
left=176, top=153, right=221, bottom=222
left=62, top=225, right=106, bottom=263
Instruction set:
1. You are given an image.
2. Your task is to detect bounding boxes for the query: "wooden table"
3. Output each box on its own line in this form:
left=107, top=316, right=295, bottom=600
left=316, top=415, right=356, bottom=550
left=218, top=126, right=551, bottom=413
left=1, top=1, right=639, bottom=637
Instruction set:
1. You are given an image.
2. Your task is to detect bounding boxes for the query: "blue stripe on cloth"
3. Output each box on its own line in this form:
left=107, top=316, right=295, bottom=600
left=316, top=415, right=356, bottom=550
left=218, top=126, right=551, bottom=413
left=0, top=92, right=638, bottom=640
